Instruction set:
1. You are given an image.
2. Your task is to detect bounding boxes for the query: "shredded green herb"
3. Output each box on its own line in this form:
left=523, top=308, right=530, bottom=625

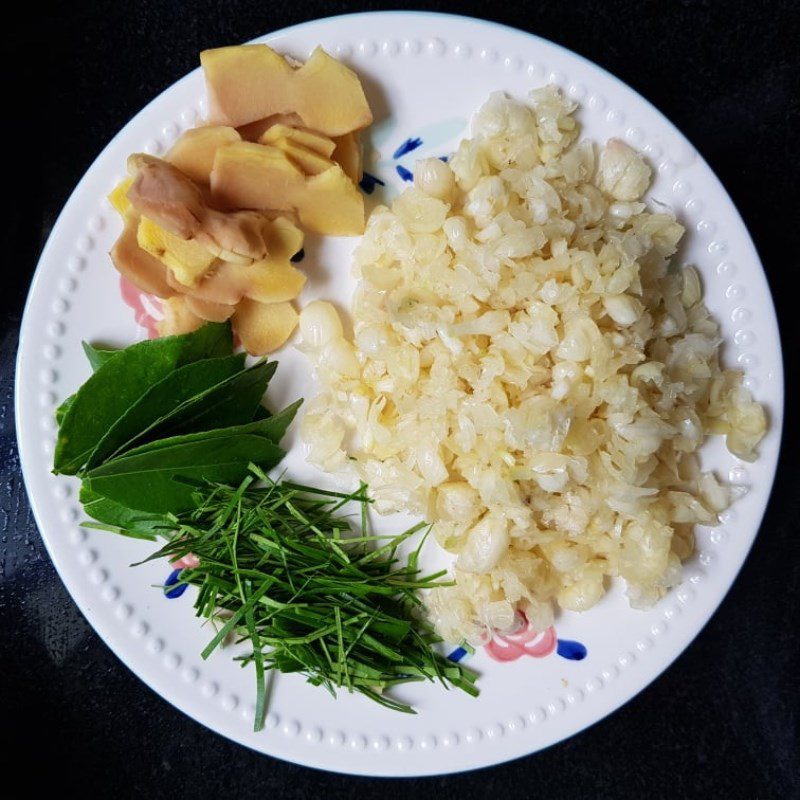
left=140, top=466, right=478, bottom=730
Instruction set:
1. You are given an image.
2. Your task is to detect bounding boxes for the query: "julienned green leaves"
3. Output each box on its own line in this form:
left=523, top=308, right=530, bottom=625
left=54, top=323, right=233, bottom=474
left=149, top=472, right=479, bottom=729
left=83, top=431, right=285, bottom=513
left=53, top=321, right=302, bottom=526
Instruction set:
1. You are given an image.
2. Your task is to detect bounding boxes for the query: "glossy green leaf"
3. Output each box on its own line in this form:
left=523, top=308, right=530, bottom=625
left=85, top=354, right=246, bottom=469
left=56, top=344, right=119, bottom=424
left=79, top=485, right=167, bottom=537
left=143, top=360, right=277, bottom=442
left=55, top=396, right=74, bottom=427
left=54, top=323, right=232, bottom=475
left=83, top=431, right=285, bottom=513
left=254, top=399, right=303, bottom=443
left=82, top=342, right=119, bottom=372
left=112, top=410, right=298, bottom=457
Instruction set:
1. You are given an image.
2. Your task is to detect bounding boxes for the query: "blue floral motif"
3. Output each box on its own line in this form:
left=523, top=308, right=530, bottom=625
left=164, top=568, right=188, bottom=599
left=359, top=172, right=386, bottom=194
left=358, top=116, right=467, bottom=202
left=447, top=646, right=468, bottom=663
left=556, top=639, right=588, bottom=661
left=393, top=137, right=423, bottom=159
left=395, top=165, right=414, bottom=182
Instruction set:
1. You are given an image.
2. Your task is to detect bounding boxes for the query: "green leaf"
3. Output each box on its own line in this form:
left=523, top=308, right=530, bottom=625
left=251, top=405, right=271, bottom=421
left=85, top=354, right=247, bottom=469
left=173, top=322, right=233, bottom=364
left=82, top=342, right=119, bottom=371
left=54, top=323, right=232, bottom=475
left=108, top=413, right=294, bottom=457
left=55, top=396, right=74, bottom=427
left=82, top=432, right=285, bottom=513
left=140, top=360, right=277, bottom=443
left=79, top=484, right=169, bottom=536
left=56, top=344, right=119, bottom=424
left=81, top=521, right=160, bottom=541
left=254, top=399, right=303, bottom=444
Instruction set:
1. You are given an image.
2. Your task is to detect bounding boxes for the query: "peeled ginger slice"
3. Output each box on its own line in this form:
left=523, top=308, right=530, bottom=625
left=232, top=299, right=298, bottom=355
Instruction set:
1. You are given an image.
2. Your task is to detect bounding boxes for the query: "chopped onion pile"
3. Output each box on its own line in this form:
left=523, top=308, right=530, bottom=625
left=299, top=87, right=767, bottom=646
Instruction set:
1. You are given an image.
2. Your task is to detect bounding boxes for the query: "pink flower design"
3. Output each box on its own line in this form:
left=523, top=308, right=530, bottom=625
left=118, top=277, right=241, bottom=347
left=119, top=277, right=162, bottom=338
left=171, top=553, right=200, bottom=569
left=485, top=613, right=558, bottom=663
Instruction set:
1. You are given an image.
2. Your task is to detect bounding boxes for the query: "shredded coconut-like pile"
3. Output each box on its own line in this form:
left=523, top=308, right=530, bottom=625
left=299, top=87, right=767, bottom=645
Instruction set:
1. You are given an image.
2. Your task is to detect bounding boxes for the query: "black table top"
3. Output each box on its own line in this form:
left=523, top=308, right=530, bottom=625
left=3, top=2, right=798, bottom=797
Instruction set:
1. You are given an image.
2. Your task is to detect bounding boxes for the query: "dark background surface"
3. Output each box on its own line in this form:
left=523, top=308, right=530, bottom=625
left=2, top=2, right=798, bottom=798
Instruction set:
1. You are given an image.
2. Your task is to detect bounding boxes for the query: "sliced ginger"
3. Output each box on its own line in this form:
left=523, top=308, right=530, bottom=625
left=158, top=296, right=204, bottom=336
left=110, top=212, right=175, bottom=299
left=259, top=123, right=336, bottom=157
left=166, top=125, right=241, bottom=184
left=201, top=45, right=372, bottom=135
left=127, top=153, right=272, bottom=266
left=108, top=178, right=134, bottom=216
left=259, top=124, right=360, bottom=182
left=171, top=260, right=307, bottom=306
left=272, top=138, right=335, bottom=175
left=137, top=216, right=216, bottom=286
left=237, top=113, right=302, bottom=142
left=232, top=299, right=299, bottom=355
left=211, top=142, right=364, bottom=236
left=167, top=215, right=306, bottom=305
left=184, top=296, right=235, bottom=322
left=161, top=278, right=301, bottom=353
left=109, top=157, right=308, bottom=346
left=332, top=132, right=363, bottom=184
left=109, top=43, right=373, bottom=355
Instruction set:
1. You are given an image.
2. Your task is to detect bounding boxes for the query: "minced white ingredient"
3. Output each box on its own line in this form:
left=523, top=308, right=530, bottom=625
left=298, top=87, right=767, bottom=646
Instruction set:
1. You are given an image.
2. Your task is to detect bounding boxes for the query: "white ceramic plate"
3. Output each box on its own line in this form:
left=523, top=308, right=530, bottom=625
left=16, top=11, right=783, bottom=777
